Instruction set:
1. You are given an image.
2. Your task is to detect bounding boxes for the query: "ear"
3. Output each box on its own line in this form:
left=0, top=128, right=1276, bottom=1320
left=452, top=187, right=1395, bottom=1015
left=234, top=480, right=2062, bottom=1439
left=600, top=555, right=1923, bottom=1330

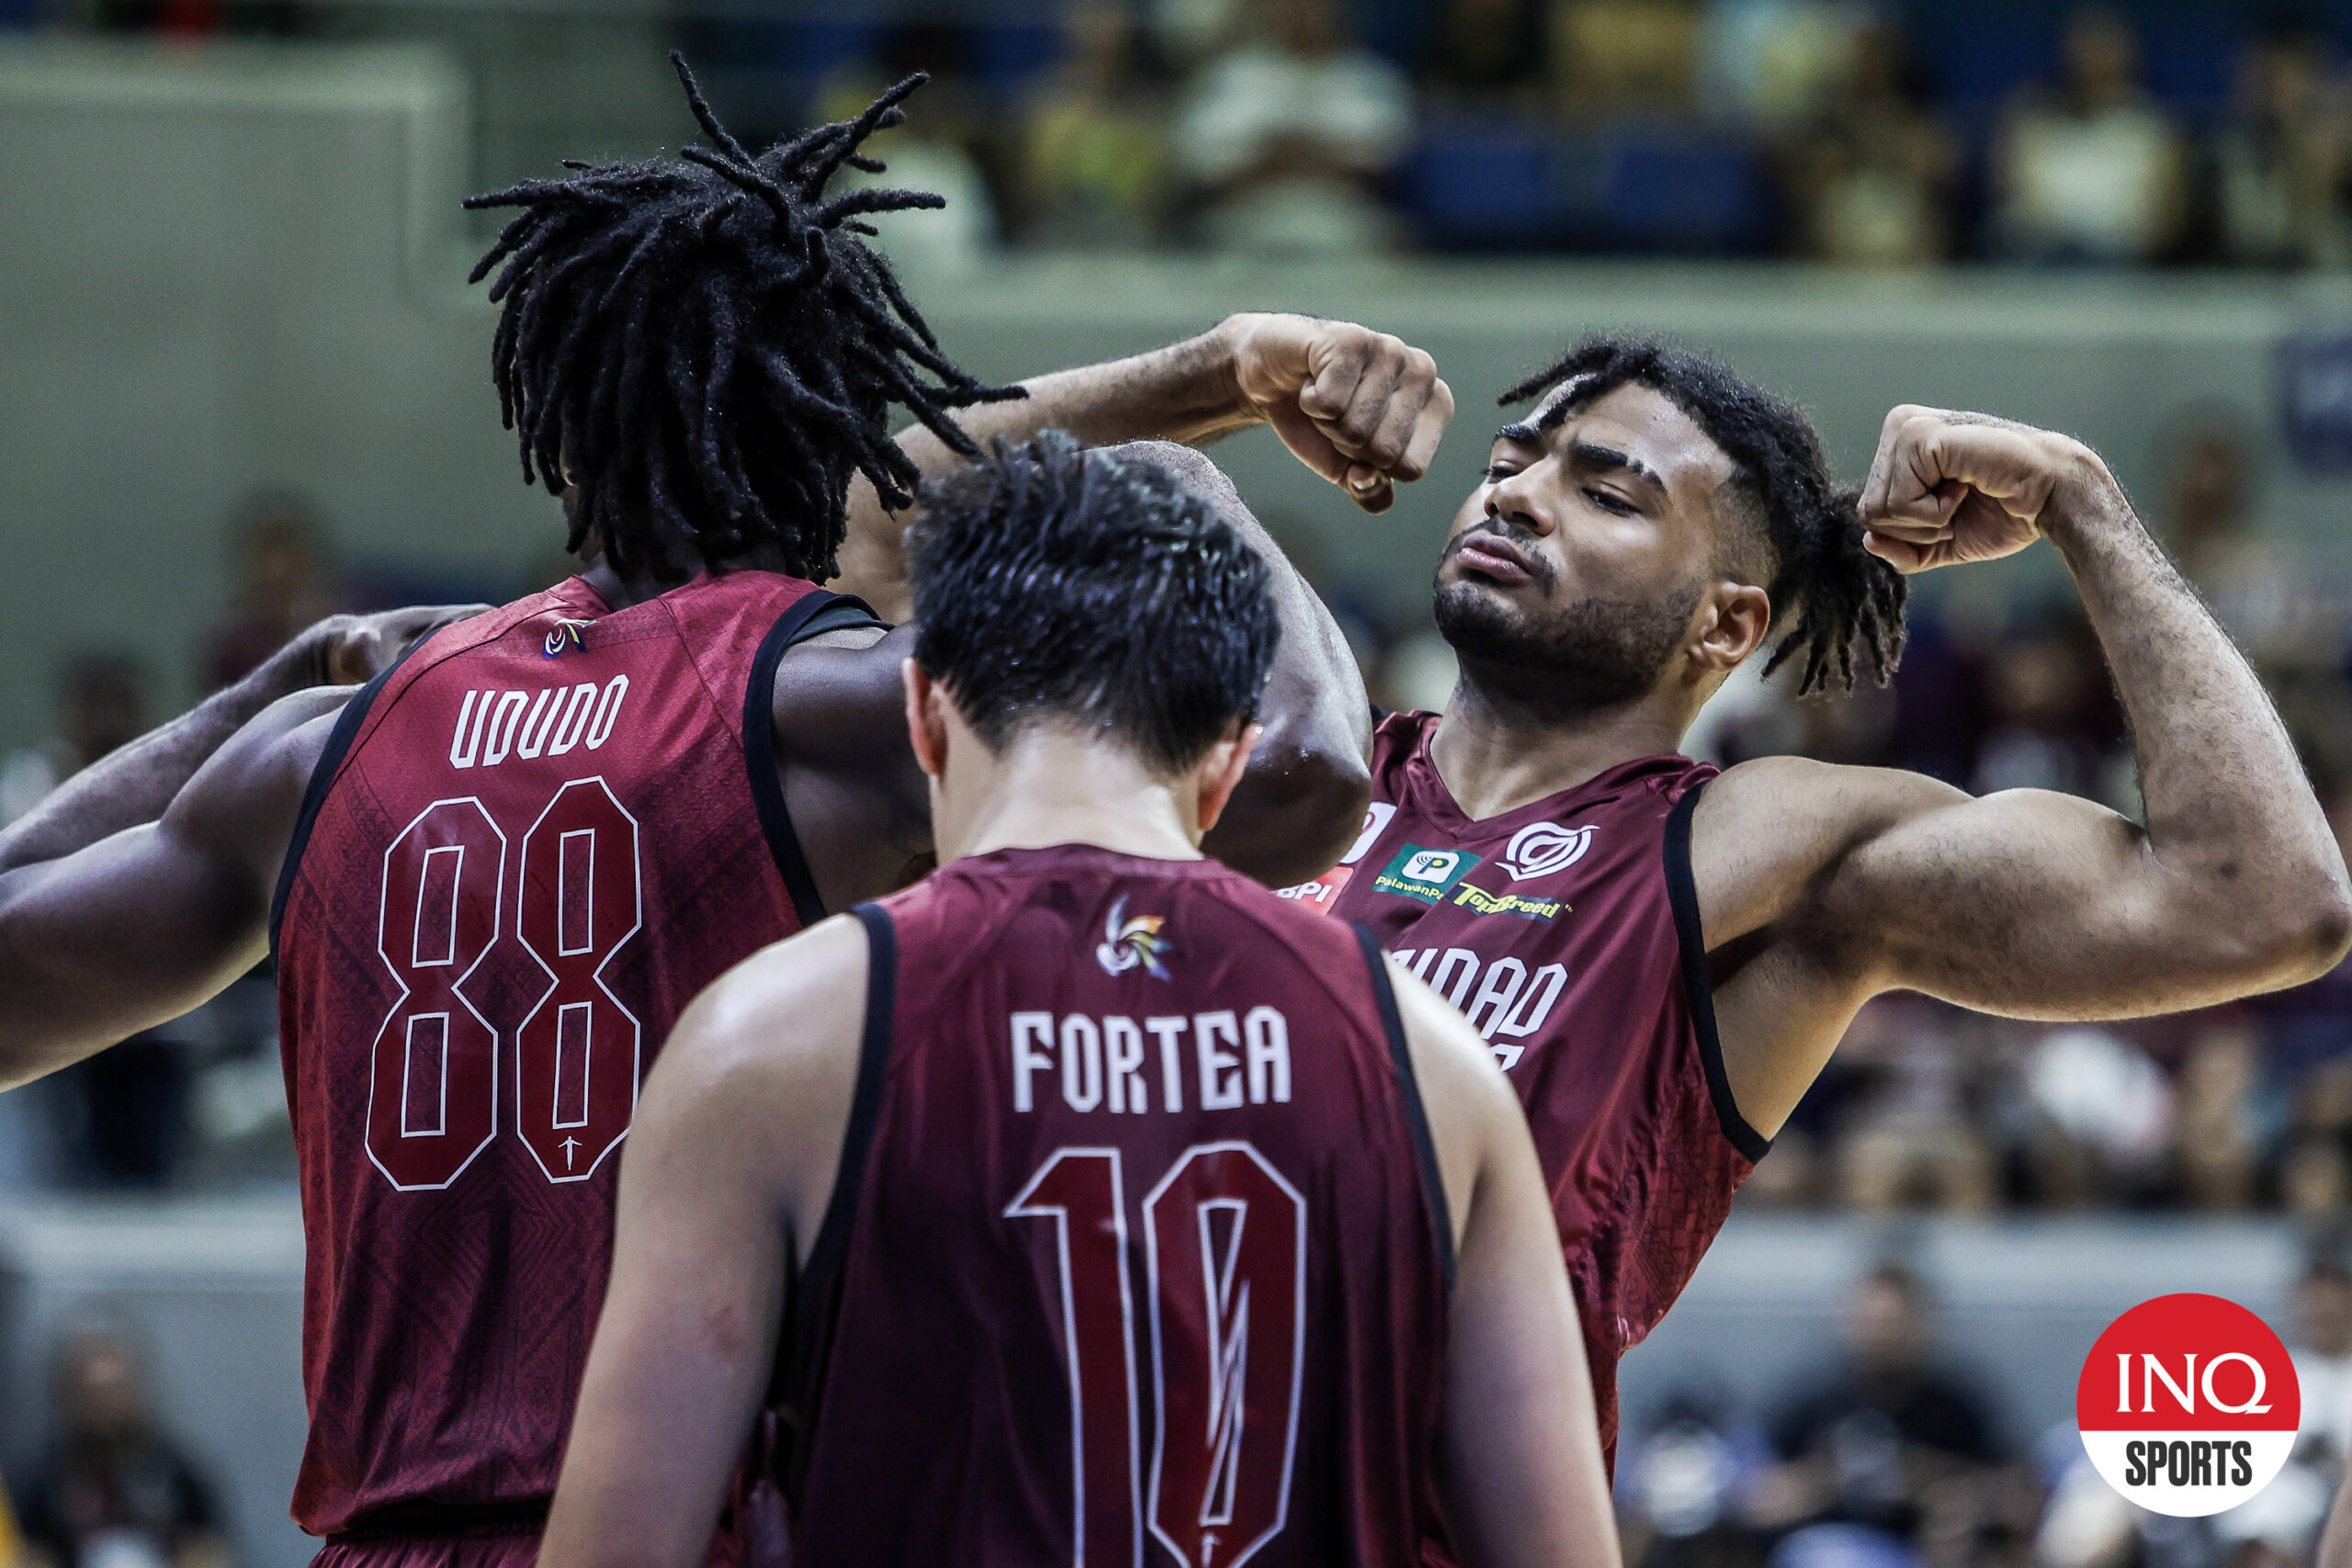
left=1192, top=719, right=1263, bottom=840
left=902, top=659, right=950, bottom=781
left=1688, top=582, right=1773, bottom=677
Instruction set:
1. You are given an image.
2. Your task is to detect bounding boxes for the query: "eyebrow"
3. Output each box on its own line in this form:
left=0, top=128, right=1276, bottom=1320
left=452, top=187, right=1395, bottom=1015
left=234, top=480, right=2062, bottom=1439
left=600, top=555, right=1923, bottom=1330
left=1569, top=441, right=1668, bottom=495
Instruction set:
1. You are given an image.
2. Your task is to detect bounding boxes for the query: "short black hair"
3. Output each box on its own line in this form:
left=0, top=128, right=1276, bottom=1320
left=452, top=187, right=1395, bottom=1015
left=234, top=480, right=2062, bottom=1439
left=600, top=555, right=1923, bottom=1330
left=1500, top=336, right=1906, bottom=696
left=464, top=54, right=1023, bottom=584
left=909, top=432, right=1279, bottom=774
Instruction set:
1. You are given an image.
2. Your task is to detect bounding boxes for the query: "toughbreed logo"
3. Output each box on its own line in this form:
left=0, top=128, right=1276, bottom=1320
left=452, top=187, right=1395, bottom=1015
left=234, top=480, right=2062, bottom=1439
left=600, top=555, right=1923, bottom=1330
left=1449, top=882, right=1566, bottom=921
left=1374, top=844, right=1477, bottom=904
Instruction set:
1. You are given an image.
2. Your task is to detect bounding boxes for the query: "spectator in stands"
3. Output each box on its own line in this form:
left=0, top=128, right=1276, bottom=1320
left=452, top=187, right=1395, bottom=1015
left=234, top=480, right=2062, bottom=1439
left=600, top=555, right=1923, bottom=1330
left=2212, top=20, right=2352, bottom=269
left=2295, top=1259, right=2352, bottom=1465
left=1971, top=610, right=2126, bottom=806
left=1744, top=1265, right=2005, bottom=1562
left=202, top=491, right=337, bottom=692
left=1170, top=0, right=1412, bottom=254
left=1993, top=7, right=2187, bottom=264
left=1421, top=0, right=1547, bottom=111
left=1777, top=19, right=1956, bottom=267
left=17, top=1328, right=230, bottom=1568
left=0, top=655, right=151, bottom=829
left=1015, top=1, right=1172, bottom=248
left=810, top=31, right=1002, bottom=275
left=1826, top=996, right=1999, bottom=1213
left=2164, top=412, right=2345, bottom=669
left=1551, top=0, right=1701, bottom=121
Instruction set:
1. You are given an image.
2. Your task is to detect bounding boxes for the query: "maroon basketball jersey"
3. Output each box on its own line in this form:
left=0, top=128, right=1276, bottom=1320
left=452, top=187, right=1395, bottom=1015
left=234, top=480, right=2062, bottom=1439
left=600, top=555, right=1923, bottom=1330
left=1287, top=711, right=1768, bottom=1468
left=778, top=845, right=1453, bottom=1568
left=273, top=570, right=865, bottom=1535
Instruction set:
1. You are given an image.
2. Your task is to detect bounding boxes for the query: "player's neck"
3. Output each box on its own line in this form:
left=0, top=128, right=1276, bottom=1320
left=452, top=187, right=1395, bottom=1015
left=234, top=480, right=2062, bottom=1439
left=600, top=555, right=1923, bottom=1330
left=940, top=733, right=1204, bottom=868
left=574, top=542, right=788, bottom=611
left=1430, top=668, right=1691, bottom=820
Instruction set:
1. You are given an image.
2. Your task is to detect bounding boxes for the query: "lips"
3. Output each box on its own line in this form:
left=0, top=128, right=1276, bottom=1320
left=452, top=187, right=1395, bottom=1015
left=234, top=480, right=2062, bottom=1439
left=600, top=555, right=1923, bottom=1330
left=1453, top=534, right=1535, bottom=585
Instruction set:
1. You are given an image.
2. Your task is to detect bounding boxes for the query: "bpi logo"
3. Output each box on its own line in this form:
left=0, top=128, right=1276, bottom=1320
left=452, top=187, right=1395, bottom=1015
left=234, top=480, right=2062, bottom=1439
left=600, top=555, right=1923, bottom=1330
left=1500, top=822, right=1594, bottom=881
left=2075, top=1293, right=2299, bottom=1516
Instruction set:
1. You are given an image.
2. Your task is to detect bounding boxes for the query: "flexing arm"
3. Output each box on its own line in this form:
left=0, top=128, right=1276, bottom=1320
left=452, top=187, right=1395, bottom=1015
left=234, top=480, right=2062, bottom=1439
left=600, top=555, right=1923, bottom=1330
left=1391, top=967, right=1621, bottom=1568
left=831, top=312, right=1454, bottom=620
left=540, top=917, right=870, bottom=1568
left=0, top=691, right=339, bottom=1088
left=0, top=605, right=481, bottom=875
left=1703, top=409, right=2352, bottom=1133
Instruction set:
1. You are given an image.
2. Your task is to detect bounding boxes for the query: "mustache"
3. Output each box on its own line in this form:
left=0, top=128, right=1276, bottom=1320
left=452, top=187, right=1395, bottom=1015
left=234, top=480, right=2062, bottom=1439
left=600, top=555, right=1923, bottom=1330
left=1442, top=517, right=1556, bottom=592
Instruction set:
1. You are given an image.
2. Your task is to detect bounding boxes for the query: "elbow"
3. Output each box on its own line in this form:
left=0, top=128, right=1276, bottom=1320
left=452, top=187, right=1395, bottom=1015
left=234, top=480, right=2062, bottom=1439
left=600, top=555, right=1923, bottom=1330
left=1205, top=729, right=1374, bottom=889
left=2201, top=873, right=2352, bottom=996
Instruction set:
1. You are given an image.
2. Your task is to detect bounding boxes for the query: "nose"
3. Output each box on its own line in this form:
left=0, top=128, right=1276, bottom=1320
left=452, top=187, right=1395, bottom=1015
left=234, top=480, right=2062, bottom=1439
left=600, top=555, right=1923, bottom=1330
left=1485, top=467, right=1554, bottom=538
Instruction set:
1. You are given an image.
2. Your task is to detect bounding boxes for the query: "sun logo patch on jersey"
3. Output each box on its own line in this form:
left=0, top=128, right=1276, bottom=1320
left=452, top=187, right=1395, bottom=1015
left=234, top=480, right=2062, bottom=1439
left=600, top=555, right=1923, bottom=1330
left=542, top=619, right=593, bottom=659
left=1095, top=896, right=1172, bottom=980
left=1499, top=822, right=1595, bottom=881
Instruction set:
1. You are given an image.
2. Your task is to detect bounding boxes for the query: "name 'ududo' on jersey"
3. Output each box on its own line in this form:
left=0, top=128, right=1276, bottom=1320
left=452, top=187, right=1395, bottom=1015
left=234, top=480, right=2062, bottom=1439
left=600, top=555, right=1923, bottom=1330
left=272, top=570, right=856, bottom=1536
left=775, top=846, right=1454, bottom=1568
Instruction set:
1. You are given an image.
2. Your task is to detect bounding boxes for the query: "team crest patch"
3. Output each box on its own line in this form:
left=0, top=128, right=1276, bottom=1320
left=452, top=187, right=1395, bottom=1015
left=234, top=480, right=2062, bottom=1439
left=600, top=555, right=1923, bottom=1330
left=1373, top=843, right=1478, bottom=905
left=542, top=619, right=593, bottom=659
left=1095, top=895, right=1171, bottom=979
left=1499, top=822, right=1594, bottom=881
left=1449, top=881, right=1566, bottom=920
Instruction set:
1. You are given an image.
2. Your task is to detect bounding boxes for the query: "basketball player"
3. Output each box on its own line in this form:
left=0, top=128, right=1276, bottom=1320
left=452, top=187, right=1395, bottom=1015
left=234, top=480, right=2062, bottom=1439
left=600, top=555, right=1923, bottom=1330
left=537, top=432, right=1618, bottom=1568
left=1274, top=340, right=2352, bottom=1465
left=0, top=65, right=1453, bottom=1556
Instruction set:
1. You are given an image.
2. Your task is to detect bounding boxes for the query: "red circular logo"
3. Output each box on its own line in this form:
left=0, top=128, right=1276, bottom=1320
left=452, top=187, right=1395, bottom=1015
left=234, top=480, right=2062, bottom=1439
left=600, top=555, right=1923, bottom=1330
left=2076, top=1293, right=2299, bottom=1517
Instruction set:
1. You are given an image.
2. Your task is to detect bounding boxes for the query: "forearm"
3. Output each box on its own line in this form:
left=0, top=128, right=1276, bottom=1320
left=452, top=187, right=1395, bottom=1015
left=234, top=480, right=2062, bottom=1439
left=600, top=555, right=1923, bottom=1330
left=2051, top=467, right=2349, bottom=975
left=0, top=640, right=322, bottom=875
left=1133, top=441, right=1372, bottom=884
left=834, top=321, right=1254, bottom=618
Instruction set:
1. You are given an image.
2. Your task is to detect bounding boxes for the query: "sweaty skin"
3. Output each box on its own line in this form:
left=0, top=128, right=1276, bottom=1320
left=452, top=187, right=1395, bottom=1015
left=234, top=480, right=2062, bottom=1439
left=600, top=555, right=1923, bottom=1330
left=1431, top=387, right=2352, bottom=1136
left=537, top=668, right=1616, bottom=1568
left=0, top=312, right=1442, bottom=1087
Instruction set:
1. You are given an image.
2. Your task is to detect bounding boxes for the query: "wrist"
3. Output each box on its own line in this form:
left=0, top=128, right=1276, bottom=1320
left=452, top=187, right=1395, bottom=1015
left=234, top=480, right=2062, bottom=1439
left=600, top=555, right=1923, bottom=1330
left=2040, top=444, right=2134, bottom=551
left=255, top=623, right=333, bottom=697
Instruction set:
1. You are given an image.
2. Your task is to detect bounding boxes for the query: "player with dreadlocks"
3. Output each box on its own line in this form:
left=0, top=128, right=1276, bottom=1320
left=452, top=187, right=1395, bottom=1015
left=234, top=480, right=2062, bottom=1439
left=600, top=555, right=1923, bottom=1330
left=0, top=56, right=1459, bottom=1559
left=1261, top=335, right=2352, bottom=1465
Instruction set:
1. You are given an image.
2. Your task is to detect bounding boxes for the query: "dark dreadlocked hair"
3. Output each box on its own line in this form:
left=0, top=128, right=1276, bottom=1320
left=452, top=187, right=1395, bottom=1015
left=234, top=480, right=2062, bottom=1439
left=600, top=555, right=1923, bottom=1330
left=463, top=53, right=1024, bottom=583
left=1498, top=337, right=1906, bottom=696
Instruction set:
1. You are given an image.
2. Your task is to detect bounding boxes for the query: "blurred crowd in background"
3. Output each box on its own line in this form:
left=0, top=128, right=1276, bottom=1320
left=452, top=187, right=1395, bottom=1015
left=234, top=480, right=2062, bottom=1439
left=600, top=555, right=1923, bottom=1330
left=1614, top=1258, right=2352, bottom=1568
left=18, top=0, right=2352, bottom=268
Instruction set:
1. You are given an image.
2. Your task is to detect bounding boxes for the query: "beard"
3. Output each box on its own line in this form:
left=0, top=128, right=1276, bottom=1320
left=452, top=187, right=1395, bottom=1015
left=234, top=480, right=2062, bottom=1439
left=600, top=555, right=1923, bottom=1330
left=1431, top=551, right=1702, bottom=716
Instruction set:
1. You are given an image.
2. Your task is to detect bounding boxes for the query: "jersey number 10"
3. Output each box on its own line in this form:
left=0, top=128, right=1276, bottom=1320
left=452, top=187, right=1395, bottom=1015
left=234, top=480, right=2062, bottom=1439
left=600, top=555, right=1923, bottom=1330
left=1009, top=1142, right=1306, bottom=1568
left=367, top=782, right=644, bottom=1191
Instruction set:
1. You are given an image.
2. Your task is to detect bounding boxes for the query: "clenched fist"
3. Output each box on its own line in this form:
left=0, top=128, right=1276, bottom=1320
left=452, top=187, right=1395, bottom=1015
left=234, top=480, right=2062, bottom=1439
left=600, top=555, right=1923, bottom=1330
left=1221, top=313, right=1455, bottom=514
left=1858, top=404, right=2118, bottom=573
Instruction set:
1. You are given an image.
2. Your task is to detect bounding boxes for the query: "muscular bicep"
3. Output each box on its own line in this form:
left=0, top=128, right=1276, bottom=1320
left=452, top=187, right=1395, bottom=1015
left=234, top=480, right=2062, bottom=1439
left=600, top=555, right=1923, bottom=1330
left=1829, top=781, right=2187, bottom=1012
left=0, top=694, right=336, bottom=1088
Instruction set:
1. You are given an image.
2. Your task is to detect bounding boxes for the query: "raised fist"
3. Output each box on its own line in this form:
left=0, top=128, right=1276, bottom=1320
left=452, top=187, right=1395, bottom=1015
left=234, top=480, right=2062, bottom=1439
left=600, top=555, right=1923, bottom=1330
left=1224, top=312, right=1455, bottom=514
left=1858, top=405, right=2112, bottom=573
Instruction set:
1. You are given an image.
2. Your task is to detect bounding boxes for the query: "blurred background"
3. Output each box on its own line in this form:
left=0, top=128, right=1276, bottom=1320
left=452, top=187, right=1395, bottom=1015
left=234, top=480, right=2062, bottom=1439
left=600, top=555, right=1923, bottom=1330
left=14, top=0, right=2352, bottom=1565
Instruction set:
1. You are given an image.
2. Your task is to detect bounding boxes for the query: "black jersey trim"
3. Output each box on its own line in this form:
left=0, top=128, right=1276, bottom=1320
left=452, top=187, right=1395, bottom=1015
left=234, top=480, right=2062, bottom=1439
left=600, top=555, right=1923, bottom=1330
left=266, top=648, right=415, bottom=960
left=1356, top=923, right=1456, bottom=1292
left=797, top=900, right=898, bottom=1303
left=743, top=592, right=887, bottom=929
left=1664, top=783, right=1771, bottom=1164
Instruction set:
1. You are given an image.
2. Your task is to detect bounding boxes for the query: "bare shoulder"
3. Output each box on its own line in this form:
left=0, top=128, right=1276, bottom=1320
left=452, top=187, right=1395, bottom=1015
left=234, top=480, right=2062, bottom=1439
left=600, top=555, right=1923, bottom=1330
left=1692, top=755, right=1969, bottom=947
left=661, top=913, right=873, bottom=1100
left=768, top=623, right=921, bottom=765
